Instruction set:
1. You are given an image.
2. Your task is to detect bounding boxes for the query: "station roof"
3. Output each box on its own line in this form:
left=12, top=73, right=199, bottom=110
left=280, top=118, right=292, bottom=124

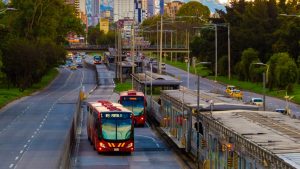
left=132, top=71, right=181, bottom=87
left=209, top=110, right=300, bottom=168
left=161, top=88, right=258, bottom=111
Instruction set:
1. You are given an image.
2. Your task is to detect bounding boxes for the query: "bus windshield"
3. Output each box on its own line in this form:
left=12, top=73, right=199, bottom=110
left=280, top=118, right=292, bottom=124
left=94, top=56, right=101, bottom=61
left=121, top=96, right=144, bottom=116
left=101, top=113, right=132, bottom=141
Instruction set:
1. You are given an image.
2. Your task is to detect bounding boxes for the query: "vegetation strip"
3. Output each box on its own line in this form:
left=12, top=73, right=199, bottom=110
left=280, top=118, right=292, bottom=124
left=0, top=68, right=59, bottom=109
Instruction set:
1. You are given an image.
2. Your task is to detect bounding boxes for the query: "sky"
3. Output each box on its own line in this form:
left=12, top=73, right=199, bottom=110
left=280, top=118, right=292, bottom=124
left=182, top=0, right=227, bottom=12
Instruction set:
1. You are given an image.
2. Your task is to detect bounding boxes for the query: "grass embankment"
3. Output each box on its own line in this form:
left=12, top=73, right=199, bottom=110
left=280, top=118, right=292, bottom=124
left=165, top=59, right=300, bottom=104
left=0, top=68, right=59, bottom=108
left=164, top=59, right=211, bottom=77
left=114, top=80, right=132, bottom=93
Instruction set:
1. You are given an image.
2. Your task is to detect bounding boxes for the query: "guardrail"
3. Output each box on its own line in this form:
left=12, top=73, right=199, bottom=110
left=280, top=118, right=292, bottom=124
left=59, top=92, right=82, bottom=169
left=59, top=61, right=98, bottom=169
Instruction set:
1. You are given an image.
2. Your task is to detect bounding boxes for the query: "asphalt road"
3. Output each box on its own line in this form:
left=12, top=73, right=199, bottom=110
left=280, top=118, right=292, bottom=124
left=72, top=63, right=190, bottom=169
left=0, top=65, right=96, bottom=169
left=163, top=63, right=300, bottom=118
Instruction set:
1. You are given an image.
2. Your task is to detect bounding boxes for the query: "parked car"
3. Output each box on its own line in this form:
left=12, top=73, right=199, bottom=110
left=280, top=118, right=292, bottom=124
left=250, top=98, right=264, bottom=106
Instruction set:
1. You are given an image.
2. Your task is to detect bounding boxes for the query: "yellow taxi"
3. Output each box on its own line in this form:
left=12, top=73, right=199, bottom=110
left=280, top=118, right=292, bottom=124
left=70, top=63, right=77, bottom=70
left=230, top=89, right=243, bottom=100
left=225, top=85, right=236, bottom=94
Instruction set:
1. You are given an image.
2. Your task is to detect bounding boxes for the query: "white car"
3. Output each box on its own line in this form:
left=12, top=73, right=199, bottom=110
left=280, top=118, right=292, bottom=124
left=161, top=63, right=166, bottom=69
left=250, top=98, right=263, bottom=106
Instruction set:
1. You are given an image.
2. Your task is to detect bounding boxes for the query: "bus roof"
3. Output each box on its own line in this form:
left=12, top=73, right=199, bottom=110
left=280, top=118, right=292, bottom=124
left=119, top=90, right=144, bottom=97
left=88, top=101, right=132, bottom=113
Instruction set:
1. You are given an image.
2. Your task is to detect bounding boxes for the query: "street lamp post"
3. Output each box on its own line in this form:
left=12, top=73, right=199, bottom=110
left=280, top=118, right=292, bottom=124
left=251, top=62, right=269, bottom=111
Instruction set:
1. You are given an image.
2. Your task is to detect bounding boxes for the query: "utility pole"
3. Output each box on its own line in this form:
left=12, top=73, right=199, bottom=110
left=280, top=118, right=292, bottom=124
left=118, top=29, right=122, bottom=83
left=228, top=23, right=231, bottom=80
left=159, top=15, right=163, bottom=74
left=171, top=31, right=173, bottom=62
left=263, top=72, right=266, bottom=111
left=115, top=28, right=118, bottom=79
left=131, top=23, right=135, bottom=89
left=196, top=73, right=200, bottom=169
left=214, top=24, right=218, bottom=82
left=187, top=31, right=190, bottom=89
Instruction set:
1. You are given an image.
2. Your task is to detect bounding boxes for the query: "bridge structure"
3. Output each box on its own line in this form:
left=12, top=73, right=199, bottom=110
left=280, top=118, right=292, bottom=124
left=65, top=44, right=188, bottom=53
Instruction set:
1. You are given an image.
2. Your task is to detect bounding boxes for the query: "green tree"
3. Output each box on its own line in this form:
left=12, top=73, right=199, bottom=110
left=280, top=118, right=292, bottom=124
left=239, top=48, right=260, bottom=81
left=268, top=52, right=298, bottom=91
left=176, top=1, right=210, bottom=23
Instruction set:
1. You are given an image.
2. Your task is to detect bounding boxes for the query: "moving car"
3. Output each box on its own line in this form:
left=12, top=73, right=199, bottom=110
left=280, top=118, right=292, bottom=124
left=250, top=98, right=263, bottom=106
left=161, top=63, right=166, bottom=70
left=275, top=108, right=287, bottom=114
left=70, top=63, right=77, bottom=70
left=225, top=85, right=236, bottom=94
left=230, top=89, right=243, bottom=100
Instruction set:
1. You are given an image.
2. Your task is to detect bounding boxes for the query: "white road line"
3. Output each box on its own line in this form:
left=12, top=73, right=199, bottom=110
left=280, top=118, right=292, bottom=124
left=145, top=122, right=150, bottom=128
left=31, top=135, right=34, bottom=138
left=15, top=156, right=19, bottom=160
left=27, top=140, right=31, bottom=143
left=136, top=134, right=160, bottom=148
left=20, top=150, right=23, bottom=154
left=24, top=145, right=27, bottom=148
left=9, top=164, right=14, bottom=168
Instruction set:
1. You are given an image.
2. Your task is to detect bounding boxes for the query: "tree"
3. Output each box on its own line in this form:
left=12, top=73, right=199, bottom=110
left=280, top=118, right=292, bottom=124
left=176, top=1, right=210, bottom=23
left=239, top=48, right=260, bottom=81
left=268, top=52, right=298, bottom=91
left=0, top=0, right=83, bottom=90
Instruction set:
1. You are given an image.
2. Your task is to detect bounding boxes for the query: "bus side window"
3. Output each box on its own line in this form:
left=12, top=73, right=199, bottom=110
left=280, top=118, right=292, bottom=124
left=93, top=111, right=98, bottom=128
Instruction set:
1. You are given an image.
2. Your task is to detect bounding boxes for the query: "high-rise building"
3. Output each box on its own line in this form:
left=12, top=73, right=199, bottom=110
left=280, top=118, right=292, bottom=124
left=147, top=0, right=164, bottom=17
left=86, top=0, right=100, bottom=26
left=164, top=1, right=184, bottom=18
left=79, top=0, right=86, bottom=14
left=65, top=0, right=80, bottom=17
left=113, top=0, right=134, bottom=22
left=147, top=0, right=154, bottom=17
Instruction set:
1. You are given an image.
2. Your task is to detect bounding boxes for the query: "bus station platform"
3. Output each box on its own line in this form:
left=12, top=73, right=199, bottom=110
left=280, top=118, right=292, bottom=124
left=147, top=86, right=299, bottom=168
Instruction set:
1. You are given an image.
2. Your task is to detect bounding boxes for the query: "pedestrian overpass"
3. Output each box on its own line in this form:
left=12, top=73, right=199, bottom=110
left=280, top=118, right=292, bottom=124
left=65, top=45, right=188, bottom=53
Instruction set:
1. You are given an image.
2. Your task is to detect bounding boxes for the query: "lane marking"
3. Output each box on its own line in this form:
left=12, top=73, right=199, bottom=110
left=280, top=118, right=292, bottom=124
left=9, top=164, right=14, bottom=168
left=136, top=134, right=160, bottom=148
left=20, top=150, right=23, bottom=154
left=24, top=145, right=27, bottom=148
left=15, top=156, right=19, bottom=161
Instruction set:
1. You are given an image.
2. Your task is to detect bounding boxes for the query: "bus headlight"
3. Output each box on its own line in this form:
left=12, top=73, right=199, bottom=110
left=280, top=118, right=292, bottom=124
left=126, top=143, right=133, bottom=148
left=99, top=142, right=106, bottom=148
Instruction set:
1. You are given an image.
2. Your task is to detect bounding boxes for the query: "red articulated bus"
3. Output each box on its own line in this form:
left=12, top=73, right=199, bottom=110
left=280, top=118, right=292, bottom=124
left=87, top=100, right=134, bottom=153
left=119, top=90, right=146, bottom=126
